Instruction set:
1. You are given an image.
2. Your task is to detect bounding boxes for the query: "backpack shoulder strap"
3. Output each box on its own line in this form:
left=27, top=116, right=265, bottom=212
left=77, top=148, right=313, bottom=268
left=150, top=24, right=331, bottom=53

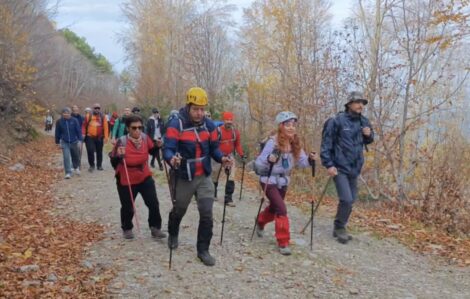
left=217, top=126, right=222, bottom=141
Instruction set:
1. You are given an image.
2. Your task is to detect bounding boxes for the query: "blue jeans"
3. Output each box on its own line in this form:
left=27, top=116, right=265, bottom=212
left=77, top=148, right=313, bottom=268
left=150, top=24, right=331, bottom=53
left=333, top=173, right=358, bottom=229
left=61, top=141, right=80, bottom=174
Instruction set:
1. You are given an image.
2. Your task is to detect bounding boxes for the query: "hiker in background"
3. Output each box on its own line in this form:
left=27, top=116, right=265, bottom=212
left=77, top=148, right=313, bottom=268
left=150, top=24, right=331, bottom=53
left=71, top=105, right=84, bottom=129
left=164, top=87, right=233, bottom=266
left=55, top=107, right=82, bottom=179
left=146, top=108, right=165, bottom=170
left=254, top=111, right=317, bottom=255
left=109, top=111, right=119, bottom=135
left=112, top=107, right=131, bottom=143
left=82, top=103, right=109, bottom=172
left=45, top=110, right=54, bottom=131
left=109, top=114, right=166, bottom=240
left=320, top=91, right=374, bottom=244
left=212, top=111, right=245, bottom=207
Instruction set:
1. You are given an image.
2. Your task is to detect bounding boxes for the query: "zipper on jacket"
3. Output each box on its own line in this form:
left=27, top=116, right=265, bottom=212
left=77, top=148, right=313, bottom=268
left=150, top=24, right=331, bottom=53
left=66, top=120, right=71, bottom=143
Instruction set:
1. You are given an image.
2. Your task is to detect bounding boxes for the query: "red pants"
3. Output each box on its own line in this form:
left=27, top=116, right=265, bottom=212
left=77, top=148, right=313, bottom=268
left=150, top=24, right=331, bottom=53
left=257, top=183, right=290, bottom=247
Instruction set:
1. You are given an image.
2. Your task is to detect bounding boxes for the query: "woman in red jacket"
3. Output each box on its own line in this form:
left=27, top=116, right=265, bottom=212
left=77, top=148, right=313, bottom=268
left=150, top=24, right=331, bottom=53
left=110, top=115, right=166, bottom=240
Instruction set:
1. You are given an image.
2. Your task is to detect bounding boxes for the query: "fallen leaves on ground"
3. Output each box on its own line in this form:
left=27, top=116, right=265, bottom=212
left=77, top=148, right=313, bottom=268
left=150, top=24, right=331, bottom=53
left=0, top=136, right=114, bottom=298
left=235, top=167, right=470, bottom=267
left=352, top=203, right=470, bottom=267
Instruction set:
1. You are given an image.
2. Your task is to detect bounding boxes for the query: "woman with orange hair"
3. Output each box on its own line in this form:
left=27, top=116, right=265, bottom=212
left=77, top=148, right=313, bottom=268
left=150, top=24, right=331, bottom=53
left=254, top=111, right=317, bottom=255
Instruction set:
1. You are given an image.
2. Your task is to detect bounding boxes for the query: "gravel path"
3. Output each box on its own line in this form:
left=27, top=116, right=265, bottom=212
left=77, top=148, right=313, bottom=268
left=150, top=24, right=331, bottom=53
left=53, top=152, right=470, bottom=298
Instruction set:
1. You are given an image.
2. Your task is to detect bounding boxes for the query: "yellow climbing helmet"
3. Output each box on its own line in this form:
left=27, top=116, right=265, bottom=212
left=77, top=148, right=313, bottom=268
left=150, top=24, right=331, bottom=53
left=186, top=87, right=208, bottom=106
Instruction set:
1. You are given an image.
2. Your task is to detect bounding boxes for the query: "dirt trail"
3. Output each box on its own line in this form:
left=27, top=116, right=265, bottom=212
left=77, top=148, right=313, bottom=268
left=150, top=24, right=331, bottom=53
left=53, top=150, right=470, bottom=298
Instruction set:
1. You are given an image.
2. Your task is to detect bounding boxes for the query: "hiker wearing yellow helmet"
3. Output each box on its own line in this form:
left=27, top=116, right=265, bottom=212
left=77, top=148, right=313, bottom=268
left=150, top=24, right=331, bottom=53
left=163, top=87, right=233, bottom=266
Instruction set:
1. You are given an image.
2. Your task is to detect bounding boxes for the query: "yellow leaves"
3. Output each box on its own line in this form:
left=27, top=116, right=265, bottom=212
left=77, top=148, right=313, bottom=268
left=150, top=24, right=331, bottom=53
left=425, top=35, right=444, bottom=44
left=23, top=248, right=33, bottom=259
left=10, top=248, right=32, bottom=260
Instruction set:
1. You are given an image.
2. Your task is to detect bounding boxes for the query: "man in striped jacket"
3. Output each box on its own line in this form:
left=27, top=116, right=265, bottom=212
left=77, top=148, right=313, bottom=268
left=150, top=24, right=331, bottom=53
left=163, top=87, right=233, bottom=266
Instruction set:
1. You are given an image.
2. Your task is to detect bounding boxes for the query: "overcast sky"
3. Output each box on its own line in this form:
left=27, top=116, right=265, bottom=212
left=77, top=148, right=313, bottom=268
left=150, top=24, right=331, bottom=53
left=52, top=0, right=352, bottom=73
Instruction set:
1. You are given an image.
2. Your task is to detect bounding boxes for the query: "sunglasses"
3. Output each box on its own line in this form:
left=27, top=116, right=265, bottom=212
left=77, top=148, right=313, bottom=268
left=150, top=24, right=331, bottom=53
left=94, top=107, right=101, bottom=110
left=130, top=126, right=143, bottom=131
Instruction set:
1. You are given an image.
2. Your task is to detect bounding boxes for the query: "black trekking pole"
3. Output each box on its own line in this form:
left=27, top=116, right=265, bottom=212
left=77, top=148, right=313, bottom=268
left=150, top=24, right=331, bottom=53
left=214, top=164, right=223, bottom=198
left=220, top=167, right=230, bottom=245
left=250, top=161, right=275, bottom=241
left=239, top=159, right=246, bottom=201
left=300, top=176, right=333, bottom=234
left=309, top=158, right=316, bottom=251
left=169, top=154, right=180, bottom=270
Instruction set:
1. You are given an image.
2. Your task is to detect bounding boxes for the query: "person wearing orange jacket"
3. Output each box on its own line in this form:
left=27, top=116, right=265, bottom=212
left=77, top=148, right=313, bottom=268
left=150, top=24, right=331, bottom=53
left=211, top=111, right=245, bottom=207
left=82, top=103, right=109, bottom=172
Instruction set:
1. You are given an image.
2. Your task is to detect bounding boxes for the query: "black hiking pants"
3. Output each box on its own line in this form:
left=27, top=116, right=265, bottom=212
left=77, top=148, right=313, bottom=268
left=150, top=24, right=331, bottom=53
left=85, top=136, right=104, bottom=168
left=116, top=176, right=163, bottom=231
left=150, top=144, right=163, bottom=168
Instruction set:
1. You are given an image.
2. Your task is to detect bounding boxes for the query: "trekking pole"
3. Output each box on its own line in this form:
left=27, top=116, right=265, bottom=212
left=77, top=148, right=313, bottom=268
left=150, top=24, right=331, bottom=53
left=220, top=167, right=230, bottom=245
left=169, top=153, right=180, bottom=270
left=214, top=164, right=223, bottom=198
left=238, top=159, right=246, bottom=201
left=250, top=161, right=275, bottom=241
left=122, top=158, right=141, bottom=236
left=309, top=159, right=316, bottom=251
left=300, top=176, right=333, bottom=234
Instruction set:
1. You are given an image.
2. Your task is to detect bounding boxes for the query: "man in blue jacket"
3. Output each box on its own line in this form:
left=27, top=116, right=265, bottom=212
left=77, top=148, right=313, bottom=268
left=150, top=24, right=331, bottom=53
left=164, top=87, right=233, bottom=266
left=55, top=107, right=83, bottom=179
left=321, top=91, right=374, bottom=244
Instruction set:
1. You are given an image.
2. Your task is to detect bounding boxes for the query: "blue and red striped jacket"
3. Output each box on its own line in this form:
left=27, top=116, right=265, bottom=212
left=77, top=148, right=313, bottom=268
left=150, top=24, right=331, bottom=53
left=163, top=107, right=223, bottom=181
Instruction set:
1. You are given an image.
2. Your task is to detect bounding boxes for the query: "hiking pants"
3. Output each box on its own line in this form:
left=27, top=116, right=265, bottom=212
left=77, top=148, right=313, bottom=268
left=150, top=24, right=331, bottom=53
left=150, top=145, right=163, bottom=167
left=60, top=141, right=80, bottom=175
left=333, top=173, right=358, bottom=229
left=116, top=176, right=163, bottom=231
left=257, top=183, right=290, bottom=247
left=167, top=175, right=214, bottom=253
left=211, top=160, right=237, bottom=200
left=85, top=136, right=104, bottom=168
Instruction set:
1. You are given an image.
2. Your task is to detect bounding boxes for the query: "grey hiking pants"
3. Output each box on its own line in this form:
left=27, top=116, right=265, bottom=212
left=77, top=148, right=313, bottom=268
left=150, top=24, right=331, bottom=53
left=334, top=173, right=358, bottom=229
left=168, top=175, right=215, bottom=252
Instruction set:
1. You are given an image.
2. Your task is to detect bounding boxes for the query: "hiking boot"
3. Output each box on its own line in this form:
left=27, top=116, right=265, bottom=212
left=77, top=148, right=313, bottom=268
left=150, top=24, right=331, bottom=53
left=167, top=234, right=179, bottom=249
left=150, top=227, right=167, bottom=239
left=88, top=166, right=95, bottom=173
left=197, top=251, right=216, bottom=266
left=279, top=246, right=292, bottom=256
left=159, top=165, right=164, bottom=171
left=74, top=168, right=81, bottom=176
left=150, top=162, right=155, bottom=168
left=64, top=173, right=72, bottom=179
left=255, top=223, right=264, bottom=238
left=123, top=229, right=134, bottom=239
left=333, top=228, right=351, bottom=244
left=97, top=166, right=104, bottom=171
left=225, top=199, right=236, bottom=207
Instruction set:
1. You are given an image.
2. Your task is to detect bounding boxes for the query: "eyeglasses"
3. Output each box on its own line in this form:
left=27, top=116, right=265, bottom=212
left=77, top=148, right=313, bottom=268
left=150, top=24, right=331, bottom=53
left=130, top=126, right=143, bottom=131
